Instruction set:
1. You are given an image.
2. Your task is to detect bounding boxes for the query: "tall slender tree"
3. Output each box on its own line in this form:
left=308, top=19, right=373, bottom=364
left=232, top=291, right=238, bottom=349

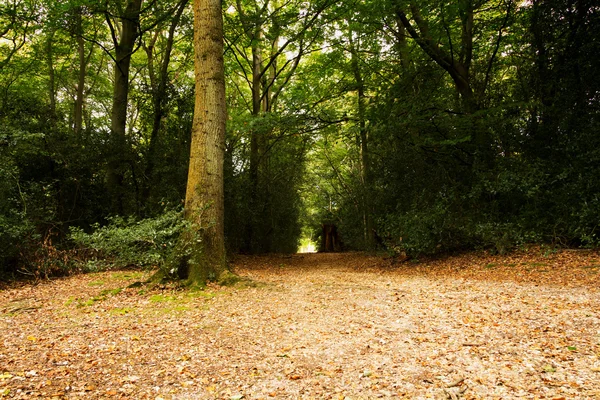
left=142, top=0, right=189, bottom=207
left=225, top=0, right=331, bottom=252
left=105, top=0, right=143, bottom=214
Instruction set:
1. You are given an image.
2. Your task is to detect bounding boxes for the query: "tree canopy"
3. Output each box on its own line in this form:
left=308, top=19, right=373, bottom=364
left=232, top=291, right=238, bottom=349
left=1, top=0, right=599, bottom=279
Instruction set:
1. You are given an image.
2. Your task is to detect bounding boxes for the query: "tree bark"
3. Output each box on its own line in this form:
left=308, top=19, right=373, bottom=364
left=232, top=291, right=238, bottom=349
left=321, top=224, right=341, bottom=252
left=393, top=14, right=411, bottom=71
left=185, top=0, right=228, bottom=282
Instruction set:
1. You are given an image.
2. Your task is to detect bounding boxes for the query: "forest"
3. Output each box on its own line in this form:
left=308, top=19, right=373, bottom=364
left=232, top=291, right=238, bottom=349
left=1, top=0, right=599, bottom=280
left=2, top=2, right=600, bottom=398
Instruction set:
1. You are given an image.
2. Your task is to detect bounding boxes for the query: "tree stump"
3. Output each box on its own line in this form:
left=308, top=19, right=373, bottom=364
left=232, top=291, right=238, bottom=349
left=321, top=223, right=342, bottom=252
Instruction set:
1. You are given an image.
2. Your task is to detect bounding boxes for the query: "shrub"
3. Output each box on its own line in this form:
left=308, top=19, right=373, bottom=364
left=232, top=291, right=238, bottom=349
left=70, top=209, right=189, bottom=272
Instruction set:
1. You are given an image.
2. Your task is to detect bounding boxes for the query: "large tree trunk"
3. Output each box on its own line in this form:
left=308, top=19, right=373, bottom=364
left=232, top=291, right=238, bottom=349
left=184, top=0, right=228, bottom=282
left=106, top=0, right=142, bottom=215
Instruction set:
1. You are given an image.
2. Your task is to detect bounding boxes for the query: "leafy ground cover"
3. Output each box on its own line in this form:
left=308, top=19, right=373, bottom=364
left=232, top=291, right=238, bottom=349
left=1, top=249, right=599, bottom=399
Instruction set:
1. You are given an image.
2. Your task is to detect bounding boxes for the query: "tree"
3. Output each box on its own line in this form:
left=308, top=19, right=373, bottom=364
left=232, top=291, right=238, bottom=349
left=346, top=18, right=376, bottom=249
left=98, top=0, right=185, bottom=214
left=292, top=1, right=387, bottom=250
left=393, top=0, right=516, bottom=166
left=224, top=0, right=332, bottom=253
left=104, top=0, right=143, bottom=214
left=141, top=0, right=189, bottom=209
left=1, top=0, right=599, bottom=276
left=182, top=0, right=228, bottom=283
left=0, top=0, right=37, bottom=73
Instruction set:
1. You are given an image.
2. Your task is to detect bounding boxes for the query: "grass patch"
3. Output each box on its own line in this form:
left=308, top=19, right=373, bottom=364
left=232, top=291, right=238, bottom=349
left=528, top=262, right=548, bottom=267
left=109, top=307, right=134, bottom=316
left=111, top=271, right=146, bottom=281
left=101, top=288, right=122, bottom=296
left=149, top=294, right=176, bottom=303
left=88, top=280, right=105, bottom=287
left=186, top=291, right=216, bottom=300
left=484, top=263, right=497, bottom=269
left=79, top=298, right=97, bottom=307
left=582, top=264, right=600, bottom=269
left=153, top=305, right=191, bottom=314
left=144, top=289, right=221, bottom=315
left=77, top=288, right=123, bottom=307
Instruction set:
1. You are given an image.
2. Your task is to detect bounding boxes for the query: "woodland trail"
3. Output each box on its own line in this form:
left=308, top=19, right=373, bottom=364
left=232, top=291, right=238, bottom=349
left=1, top=251, right=600, bottom=399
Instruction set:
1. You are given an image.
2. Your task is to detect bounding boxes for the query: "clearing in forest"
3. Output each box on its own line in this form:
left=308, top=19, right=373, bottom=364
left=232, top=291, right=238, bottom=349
left=1, top=250, right=600, bottom=399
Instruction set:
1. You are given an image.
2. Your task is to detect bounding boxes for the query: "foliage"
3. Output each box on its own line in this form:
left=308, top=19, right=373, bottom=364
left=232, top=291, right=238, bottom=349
left=0, top=154, right=36, bottom=273
left=70, top=209, right=188, bottom=272
left=298, top=0, right=600, bottom=256
left=225, top=112, right=308, bottom=254
left=1, top=0, right=599, bottom=278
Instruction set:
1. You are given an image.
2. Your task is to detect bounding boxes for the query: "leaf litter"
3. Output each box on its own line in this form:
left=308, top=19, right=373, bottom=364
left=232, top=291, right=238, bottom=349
left=1, top=248, right=599, bottom=399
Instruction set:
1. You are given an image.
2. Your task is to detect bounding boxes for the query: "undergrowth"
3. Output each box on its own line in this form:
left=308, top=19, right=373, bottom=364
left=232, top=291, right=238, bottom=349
left=70, top=209, right=189, bottom=275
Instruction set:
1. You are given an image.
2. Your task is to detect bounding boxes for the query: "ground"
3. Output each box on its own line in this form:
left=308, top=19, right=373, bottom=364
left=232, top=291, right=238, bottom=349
left=1, top=249, right=600, bottom=399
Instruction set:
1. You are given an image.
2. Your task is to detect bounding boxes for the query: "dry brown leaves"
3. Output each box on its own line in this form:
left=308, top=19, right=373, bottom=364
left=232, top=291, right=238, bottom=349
left=1, top=249, right=599, bottom=399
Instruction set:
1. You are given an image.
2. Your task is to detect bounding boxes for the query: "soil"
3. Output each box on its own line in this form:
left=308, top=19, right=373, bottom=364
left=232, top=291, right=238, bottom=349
left=1, top=249, right=600, bottom=399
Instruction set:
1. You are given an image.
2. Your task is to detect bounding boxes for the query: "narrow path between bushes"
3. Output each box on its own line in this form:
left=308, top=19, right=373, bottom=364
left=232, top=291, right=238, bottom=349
left=1, top=250, right=600, bottom=399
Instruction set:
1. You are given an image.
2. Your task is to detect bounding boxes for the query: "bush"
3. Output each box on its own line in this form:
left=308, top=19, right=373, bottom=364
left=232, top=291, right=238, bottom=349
left=378, top=201, right=467, bottom=256
left=70, top=209, right=188, bottom=272
left=0, top=154, right=36, bottom=276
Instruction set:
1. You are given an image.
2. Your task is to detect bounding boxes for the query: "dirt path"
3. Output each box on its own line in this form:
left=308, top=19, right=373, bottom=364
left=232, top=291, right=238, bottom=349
left=1, top=251, right=600, bottom=399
